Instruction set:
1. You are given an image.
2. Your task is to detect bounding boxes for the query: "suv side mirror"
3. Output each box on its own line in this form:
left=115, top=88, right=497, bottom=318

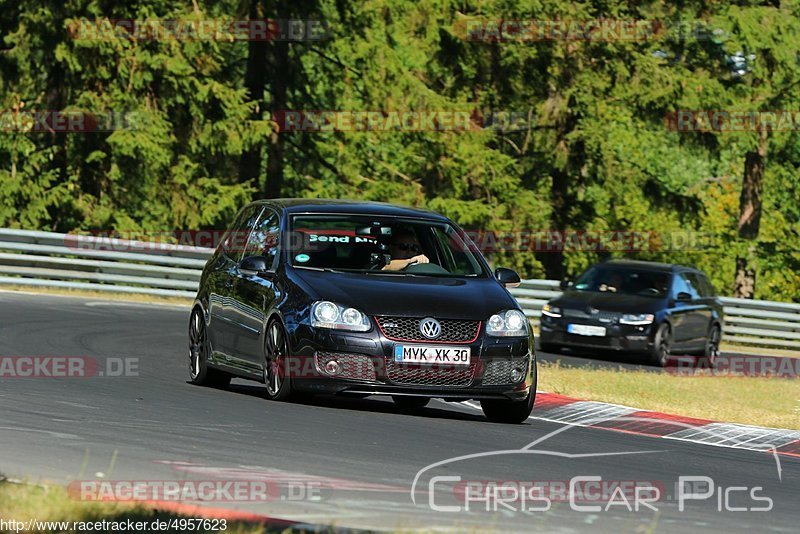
left=240, top=255, right=270, bottom=276
left=559, top=279, right=572, bottom=290
left=495, top=267, right=521, bottom=288
left=676, top=291, right=692, bottom=302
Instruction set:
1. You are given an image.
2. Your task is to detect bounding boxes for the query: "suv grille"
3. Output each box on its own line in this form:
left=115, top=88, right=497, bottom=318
left=376, top=316, right=481, bottom=343
left=385, top=358, right=477, bottom=387
left=563, top=308, right=620, bottom=324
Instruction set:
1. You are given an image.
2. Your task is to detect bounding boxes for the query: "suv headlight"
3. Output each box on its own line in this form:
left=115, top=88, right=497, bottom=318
left=620, top=313, right=655, bottom=325
left=487, top=309, right=529, bottom=337
left=311, top=301, right=371, bottom=332
left=542, top=303, right=562, bottom=318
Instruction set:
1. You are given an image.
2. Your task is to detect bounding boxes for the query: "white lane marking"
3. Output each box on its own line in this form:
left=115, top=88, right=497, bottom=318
left=461, top=396, right=798, bottom=464
left=0, top=426, right=80, bottom=439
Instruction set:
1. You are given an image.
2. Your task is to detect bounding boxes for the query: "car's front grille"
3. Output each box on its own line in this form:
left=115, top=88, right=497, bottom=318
left=481, top=357, right=529, bottom=386
left=384, top=357, right=477, bottom=387
left=375, top=316, right=481, bottom=343
left=315, top=352, right=377, bottom=381
left=481, top=360, right=514, bottom=386
left=563, top=308, right=620, bottom=324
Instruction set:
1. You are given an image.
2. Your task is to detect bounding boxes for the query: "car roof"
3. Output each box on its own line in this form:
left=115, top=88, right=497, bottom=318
left=600, top=259, right=703, bottom=274
left=253, top=198, right=450, bottom=221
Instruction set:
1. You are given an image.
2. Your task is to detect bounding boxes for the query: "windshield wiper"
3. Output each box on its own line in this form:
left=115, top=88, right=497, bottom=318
left=293, top=265, right=345, bottom=274
left=363, top=270, right=419, bottom=276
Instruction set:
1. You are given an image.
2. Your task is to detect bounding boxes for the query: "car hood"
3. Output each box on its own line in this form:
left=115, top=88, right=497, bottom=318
left=292, top=268, right=517, bottom=319
left=553, top=290, right=665, bottom=313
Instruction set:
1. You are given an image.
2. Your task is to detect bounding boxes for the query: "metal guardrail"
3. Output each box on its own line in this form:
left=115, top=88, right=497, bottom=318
left=0, top=229, right=211, bottom=299
left=0, top=228, right=797, bottom=349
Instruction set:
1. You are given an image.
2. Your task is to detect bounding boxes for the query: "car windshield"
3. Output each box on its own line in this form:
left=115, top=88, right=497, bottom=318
left=288, top=215, right=486, bottom=277
left=572, top=266, right=671, bottom=298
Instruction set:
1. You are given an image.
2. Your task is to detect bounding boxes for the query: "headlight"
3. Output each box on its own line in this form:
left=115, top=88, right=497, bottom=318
left=487, top=309, right=529, bottom=337
left=620, top=313, right=655, bottom=325
left=542, top=303, right=562, bottom=318
left=311, top=301, right=371, bottom=332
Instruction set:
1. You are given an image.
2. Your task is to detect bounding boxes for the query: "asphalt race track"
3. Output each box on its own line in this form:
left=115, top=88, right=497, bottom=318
left=1, top=291, right=798, bottom=533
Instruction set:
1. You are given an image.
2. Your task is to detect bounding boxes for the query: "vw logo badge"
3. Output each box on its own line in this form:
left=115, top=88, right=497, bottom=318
left=419, top=317, right=442, bottom=339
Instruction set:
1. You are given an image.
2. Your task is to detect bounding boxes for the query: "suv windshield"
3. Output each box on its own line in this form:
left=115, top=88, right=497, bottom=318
left=572, top=266, right=671, bottom=298
left=288, top=215, right=486, bottom=277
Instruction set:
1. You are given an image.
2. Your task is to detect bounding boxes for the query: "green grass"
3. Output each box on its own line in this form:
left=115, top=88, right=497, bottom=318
left=0, top=481, right=298, bottom=533
left=538, top=361, right=800, bottom=430
left=0, top=285, right=191, bottom=307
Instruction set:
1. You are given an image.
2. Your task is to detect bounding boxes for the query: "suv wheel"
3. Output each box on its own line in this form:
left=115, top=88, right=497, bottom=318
left=699, top=324, right=721, bottom=368
left=649, top=323, right=672, bottom=367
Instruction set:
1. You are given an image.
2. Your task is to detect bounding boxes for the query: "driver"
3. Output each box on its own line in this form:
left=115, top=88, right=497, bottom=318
left=382, top=228, right=430, bottom=271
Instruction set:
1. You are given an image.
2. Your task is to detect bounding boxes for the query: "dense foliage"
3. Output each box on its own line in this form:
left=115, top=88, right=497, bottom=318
left=1, top=1, right=798, bottom=301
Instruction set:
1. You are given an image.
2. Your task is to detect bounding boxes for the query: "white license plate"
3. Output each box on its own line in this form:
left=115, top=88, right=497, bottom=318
left=393, top=344, right=471, bottom=365
left=567, top=324, right=607, bottom=337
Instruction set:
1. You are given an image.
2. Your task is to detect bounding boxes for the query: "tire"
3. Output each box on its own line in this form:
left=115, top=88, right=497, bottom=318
left=480, top=388, right=535, bottom=424
left=392, top=396, right=430, bottom=410
left=699, top=324, right=721, bottom=368
left=263, top=319, right=296, bottom=401
left=648, top=323, right=672, bottom=367
left=188, top=308, right=231, bottom=388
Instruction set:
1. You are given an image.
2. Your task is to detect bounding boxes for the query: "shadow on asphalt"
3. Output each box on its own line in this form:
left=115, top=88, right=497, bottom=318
left=225, top=383, right=489, bottom=422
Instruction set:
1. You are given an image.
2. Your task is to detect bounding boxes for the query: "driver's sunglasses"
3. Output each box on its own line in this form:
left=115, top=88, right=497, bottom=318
left=393, top=242, right=421, bottom=253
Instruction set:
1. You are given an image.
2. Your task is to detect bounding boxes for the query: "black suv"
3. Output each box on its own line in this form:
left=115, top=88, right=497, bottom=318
left=539, top=260, right=724, bottom=366
left=188, top=199, right=536, bottom=423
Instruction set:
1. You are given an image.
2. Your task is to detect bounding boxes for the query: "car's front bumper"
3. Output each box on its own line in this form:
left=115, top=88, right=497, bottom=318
left=539, top=315, right=655, bottom=352
left=284, top=324, right=535, bottom=401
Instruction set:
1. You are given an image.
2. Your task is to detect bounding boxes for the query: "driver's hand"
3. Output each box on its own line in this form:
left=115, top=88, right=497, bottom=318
left=406, top=254, right=429, bottom=267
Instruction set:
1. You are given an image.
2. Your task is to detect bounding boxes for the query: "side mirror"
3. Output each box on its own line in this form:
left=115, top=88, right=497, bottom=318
left=676, top=291, right=692, bottom=302
left=240, top=255, right=270, bottom=276
left=559, top=279, right=572, bottom=290
left=495, top=267, right=521, bottom=288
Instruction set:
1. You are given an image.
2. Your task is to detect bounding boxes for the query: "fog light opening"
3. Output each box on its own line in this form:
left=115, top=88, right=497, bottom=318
left=511, top=363, right=527, bottom=383
left=324, top=359, right=342, bottom=376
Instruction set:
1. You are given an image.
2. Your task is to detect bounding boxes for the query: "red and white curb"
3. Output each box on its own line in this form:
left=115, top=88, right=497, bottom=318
left=467, top=392, right=800, bottom=459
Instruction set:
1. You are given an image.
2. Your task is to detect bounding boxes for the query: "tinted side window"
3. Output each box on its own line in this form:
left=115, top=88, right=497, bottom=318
left=222, top=205, right=262, bottom=258
left=697, top=273, right=717, bottom=297
left=674, top=273, right=700, bottom=299
left=242, top=209, right=281, bottom=268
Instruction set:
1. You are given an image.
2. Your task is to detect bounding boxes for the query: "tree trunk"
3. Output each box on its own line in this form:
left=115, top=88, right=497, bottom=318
left=265, top=39, right=289, bottom=199
left=540, top=169, right=568, bottom=281
left=239, top=0, right=268, bottom=196
left=733, top=130, right=767, bottom=299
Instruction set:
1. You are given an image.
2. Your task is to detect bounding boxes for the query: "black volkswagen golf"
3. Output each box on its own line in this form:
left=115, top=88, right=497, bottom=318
left=539, top=260, right=724, bottom=367
left=188, top=199, right=536, bottom=423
